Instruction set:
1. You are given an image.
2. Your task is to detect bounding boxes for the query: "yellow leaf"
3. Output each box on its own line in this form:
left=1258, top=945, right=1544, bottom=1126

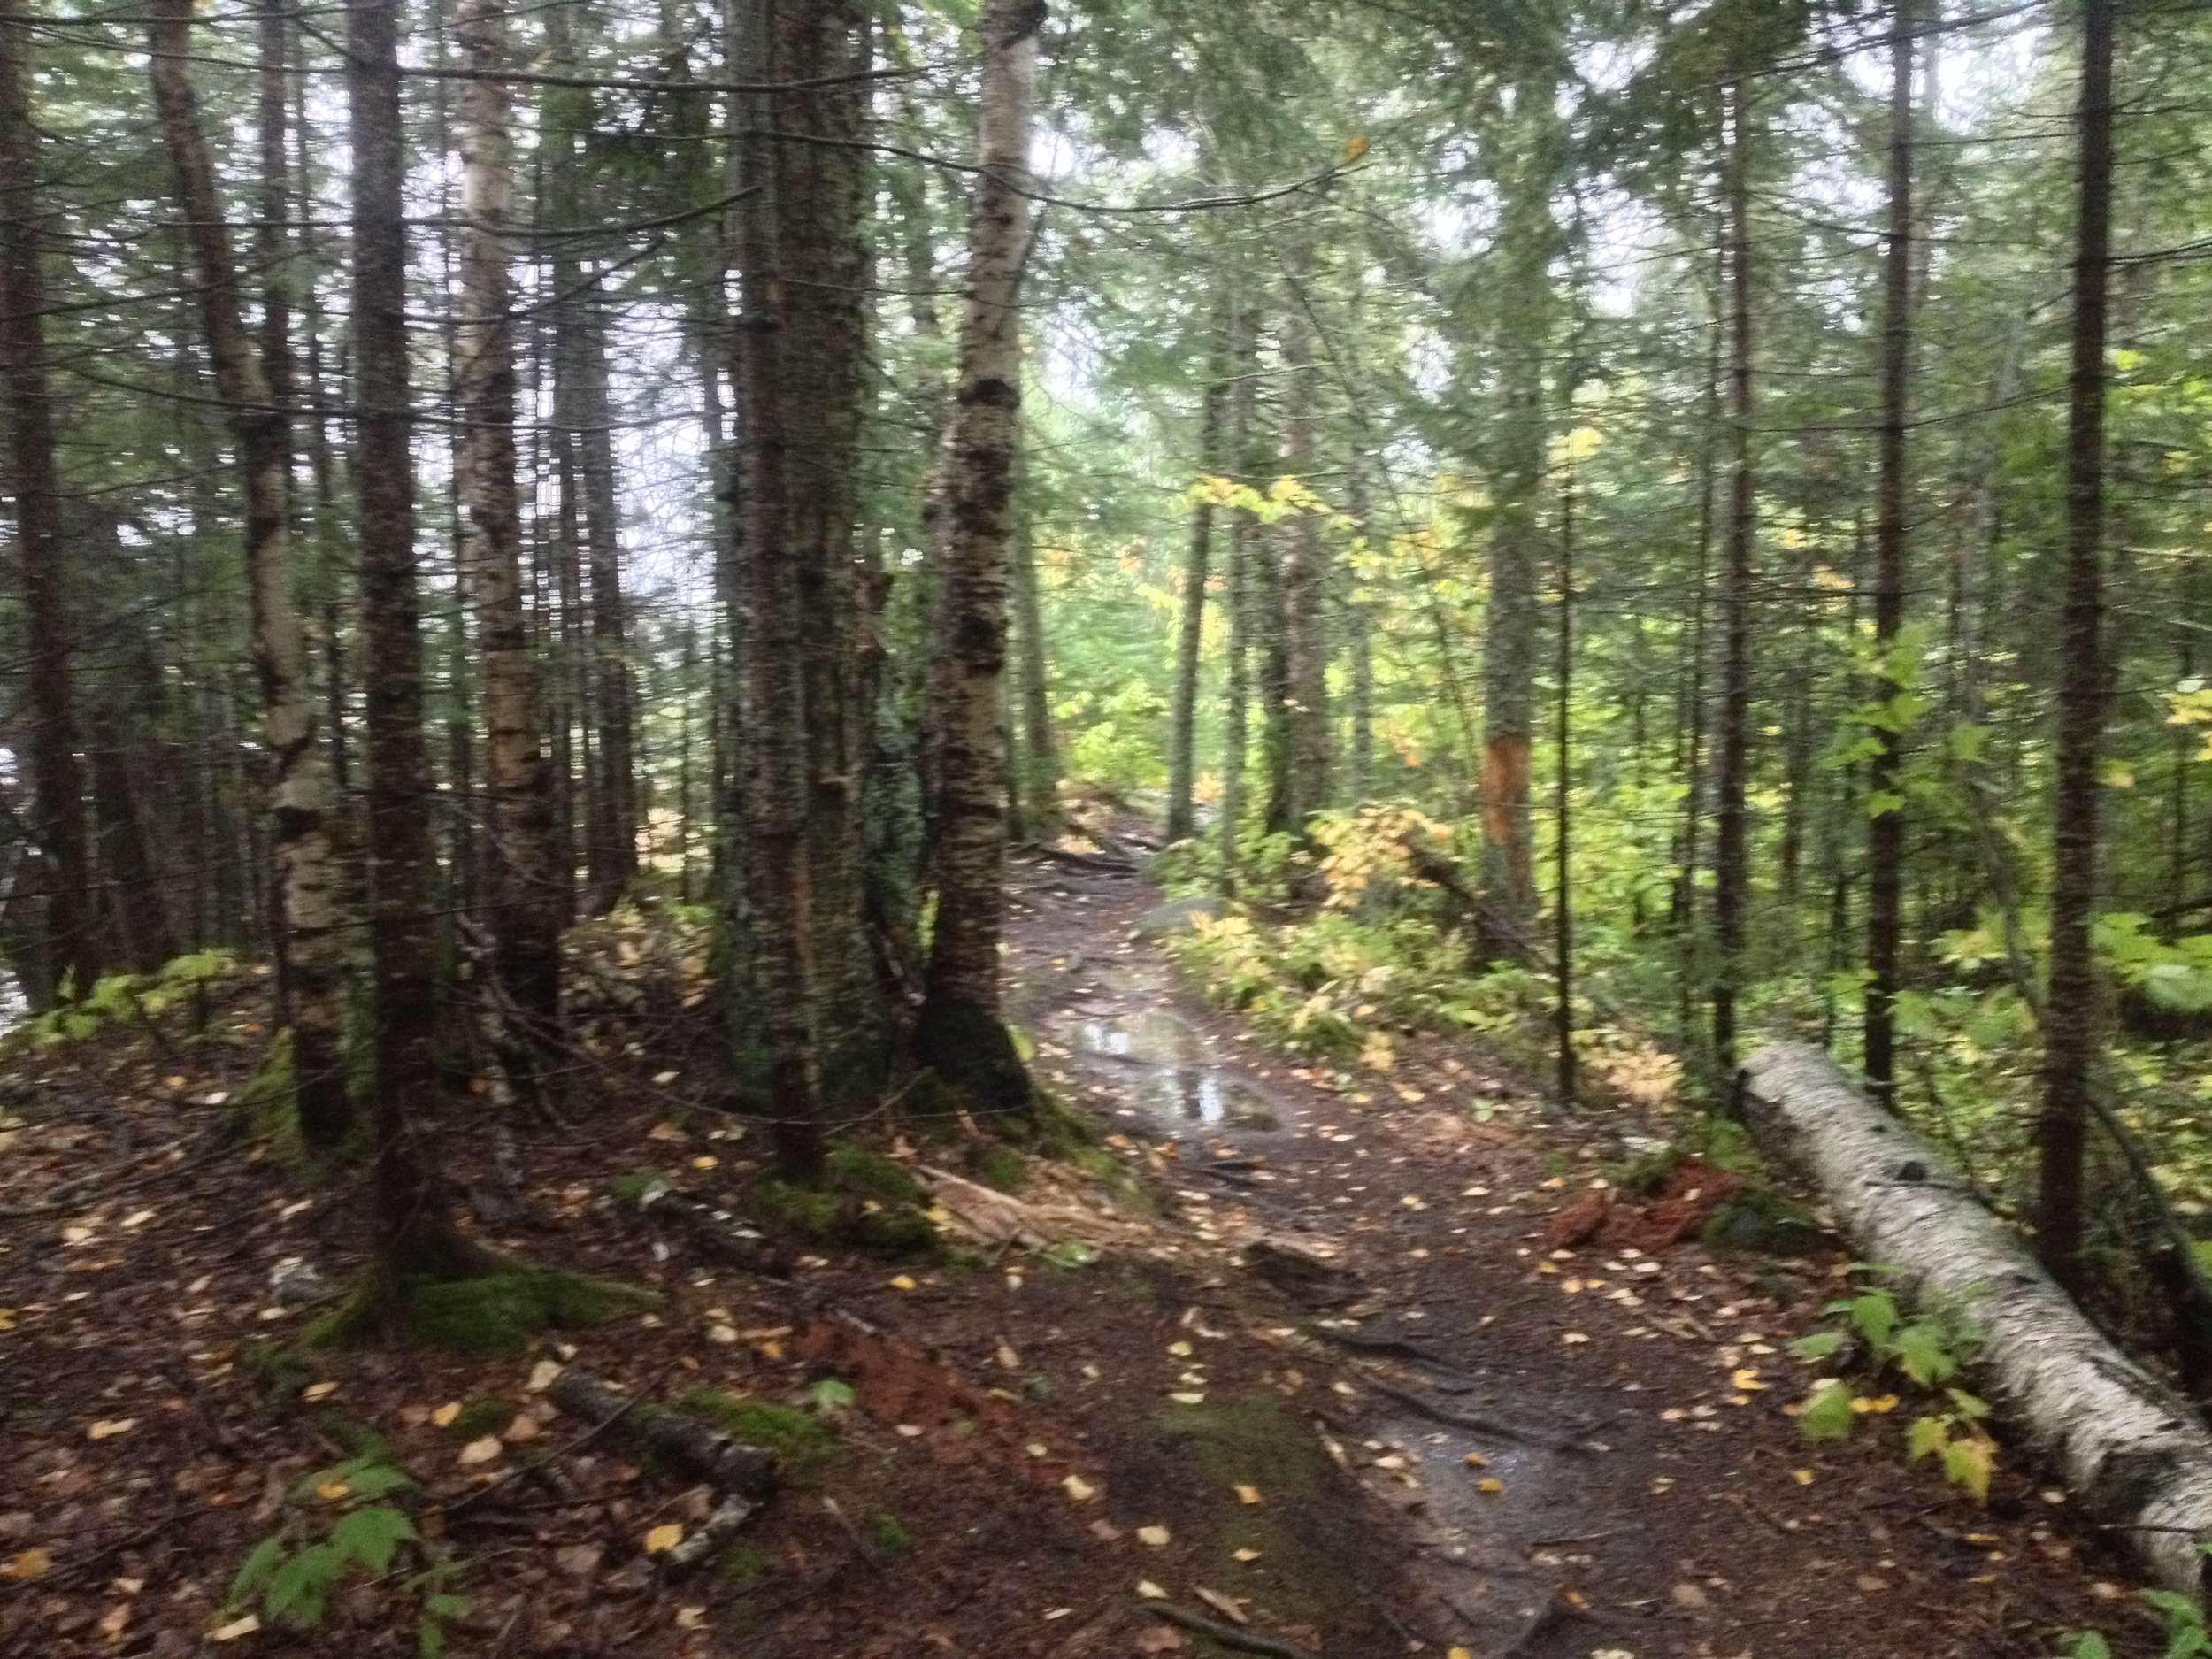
left=1793, top=1469, right=1815, bottom=1486
left=210, top=1614, right=261, bottom=1641
left=1345, top=135, right=1369, bottom=162
left=457, top=1435, right=503, bottom=1466
left=2, top=1548, right=51, bottom=1580
left=1136, top=1524, right=1171, bottom=1548
left=1851, top=1394, right=1900, bottom=1414
left=86, top=1418, right=137, bottom=1440
left=1063, top=1474, right=1097, bottom=1502
left=432, top=1401, right=462, bottom=1427
left=302, top=1381, right=339, bottom=1402
left=1731, top=1368, right=1767, bottom=1392
left=1233, top=1484, right=1262, bottom=1505
left=1477, top=1479, right=1504, bottom=1495
left=526, top=1360, right=562, bottom=1392
left=889, top=1275, right=918, bottom=1291
left=1136, top=1579, right=1168, bottom=1599
left=1233, top=1548, right=1262, bottom=1563
left=0, top=1310, right=13, bottom=1332
left=315, top=1481, right=350, bottom=1502
left=643, top=1523, right=685, bottom=1555
left=691, top=1156, right=718, bottom=1171
left=1463, top=1451, right=1488, bottom=1468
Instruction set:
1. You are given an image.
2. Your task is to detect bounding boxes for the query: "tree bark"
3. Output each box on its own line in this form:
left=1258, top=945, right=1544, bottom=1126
left=0, top=0, right=99, bottom=998
left=1218, top=309, right=1257, bottom=889
left=1863, top=0, right=1918, bottom=1110
left=1010, top=512, right=1058, bottom=825
left=349, top=0, right=480, bottom=1277
left=579, top=288, right=638, bottom=912
left=915, top=0, right=1041, bottom=1116
left=1741, top=1042, right=2212, bottom=1595
left=1279, top=302, right=1331, bottom=827
left=148, top=0, right=350, bottom=1146
left=727, top=0, right=826, bottom=1180
left=455, top=0, right=565, bottom=1103
left=1712, top=78, right=1757, bottom=1087
left=1166, top=307, right=1228, bottom=845
left=2039, top=0, right=2117, bottom=1293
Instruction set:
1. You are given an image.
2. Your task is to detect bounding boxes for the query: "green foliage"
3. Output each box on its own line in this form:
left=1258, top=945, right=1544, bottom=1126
left=754, top=1144, right=942, bottom=1256
left=300, top=1266, right=655, bottom=1356
left=972, top=1142, right=1029, bottom=1194
left=17, top=950, right=238, bottom=1050
left=1790, top=1277, right=1993, bottom=1500
left=227, top=1450, right=468, bottom=1654
left=867, top=1510, right=914, bottom=1556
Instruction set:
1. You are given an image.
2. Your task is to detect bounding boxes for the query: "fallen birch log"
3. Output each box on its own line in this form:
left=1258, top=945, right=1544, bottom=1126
left=1741, top=1042, right=2212, bottom=1593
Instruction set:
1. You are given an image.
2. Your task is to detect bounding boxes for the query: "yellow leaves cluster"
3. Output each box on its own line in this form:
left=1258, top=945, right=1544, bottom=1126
left=1313, top=803, right=1455, bottom=912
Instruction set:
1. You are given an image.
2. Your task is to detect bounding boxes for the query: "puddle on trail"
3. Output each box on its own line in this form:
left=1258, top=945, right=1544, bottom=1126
left=1073, top=1010, right=1280, bottom=1131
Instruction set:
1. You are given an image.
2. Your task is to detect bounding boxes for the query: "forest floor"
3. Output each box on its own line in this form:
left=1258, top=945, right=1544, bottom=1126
left=0, top=844, right=2166, bottom=1658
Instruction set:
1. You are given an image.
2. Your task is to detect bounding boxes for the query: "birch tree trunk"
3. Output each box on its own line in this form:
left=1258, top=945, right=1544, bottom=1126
left=0, top=0, right=99, bottom=999
left=916, top=0, right=1042, bottom=1115
left=1011, top=514, right=1059, bottom=825
left=349, top=0, right=480, bottom=1277
left=147, top=0, right=350, bottom=1148
left=455, top=0, right=565, bottom=1102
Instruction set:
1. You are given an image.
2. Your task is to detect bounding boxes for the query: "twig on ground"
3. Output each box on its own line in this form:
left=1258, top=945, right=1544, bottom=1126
left=1143, top=1603, right=1321, bottom=1659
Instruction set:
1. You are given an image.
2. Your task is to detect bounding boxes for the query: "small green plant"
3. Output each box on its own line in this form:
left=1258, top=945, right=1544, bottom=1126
left=1790, top=1276, right=1995, bottom=1501
left=227, top=1451, right=469, bottom=1655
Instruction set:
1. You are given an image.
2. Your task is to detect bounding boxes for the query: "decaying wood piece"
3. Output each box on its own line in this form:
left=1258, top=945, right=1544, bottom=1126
left=546, top=1369, right=774, bottom=1574
left=1741, top=1042, right=2212, bottom=1593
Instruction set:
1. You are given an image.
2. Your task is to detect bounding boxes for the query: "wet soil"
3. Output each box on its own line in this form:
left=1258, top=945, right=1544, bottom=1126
left=0, top=856, right=2171, bottom=1658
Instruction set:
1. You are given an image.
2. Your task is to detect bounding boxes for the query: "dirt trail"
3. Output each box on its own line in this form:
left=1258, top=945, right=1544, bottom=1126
left=0, top=856, right=2162, bottom=1659
left=1003, top=851, right=2147, bottom=1658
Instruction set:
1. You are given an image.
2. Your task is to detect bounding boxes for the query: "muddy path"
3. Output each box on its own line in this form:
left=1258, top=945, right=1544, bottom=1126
left=1002, top=848, right=2150, bottom=1659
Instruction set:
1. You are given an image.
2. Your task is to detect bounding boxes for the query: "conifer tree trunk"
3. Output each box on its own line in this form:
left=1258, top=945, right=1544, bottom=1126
left=0, top=0, right=99, bottom=997
left=2038, top=0, right=2117, bottom=1292
left=1256, top=512, right=1294, bottom=838
left=579, top=290, right=638, bottom=910
left=148, top=0, right=350, bottom=1144
left=1863, top=0, right=1918, bottom=1110
left=1167, top=303, right=1228, bottom=844
left=349, top=0, right=479, bottom=1276
left=1476, top=104, right=1562, bottom=964
left=916, top=0, right=1041, bottom=1114
left=727, top=0, right=826, bottom=1180
left=456, top=0, right=565, bottom=1101
left=1712, top=78, right=1757, bottom=1086
left=1346, top=459, right=1376, bottom=803
left=1218, top=309, right=1257, bottom=888
left=776, top=0, right=886, bottom=1124
left=1280, top=303, right=1332, bottom=825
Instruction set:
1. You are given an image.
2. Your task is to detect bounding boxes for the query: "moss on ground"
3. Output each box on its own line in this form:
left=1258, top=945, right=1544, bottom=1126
left=677, top=1389, right=841, bottom=1483
left=868, top=1510, right=913, bottom=1555
left=299, top=1265, right=656, bottom=1356
left=606, top=1168, right=668, bottom=1209
left=718, top=1544, right=771, bottom=1588
left=446, top=1398, right=518, bottom=1440
left=752, top=1142, right=941, bottom=1256
left=1702, top=1187, right=1822, bottom=1256
left=1154, top=1394, right=1383, bottom=1638
left=971, top=1142, right=1028, bottom=1194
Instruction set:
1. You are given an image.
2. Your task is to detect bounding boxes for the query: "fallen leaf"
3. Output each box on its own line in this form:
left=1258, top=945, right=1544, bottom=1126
left=1672, top=1581, right=1709, bottom=1609
left=432, top=1402, right=462, bottom=1427
left=1233, top=1548, right=1261, bottom=1562
left=1233, top=1484, right=1261, bottom=1505
left=1134, top=1628, right=1186, bottom=1655
left=889, top=1275, right=918, bottom=1291
left=1043, top=1607, right=1073, bottom=1621
left=1135, top=1578, right=1168, bottom=1600
left=1561, top=1332, right=1590, bottom=1346
left=211, top=1614, right=262, bottom=1641
left=457, top=1435, right=503, bottom=1466
left=1063, top=1474, right=1097, bottom=1502
left=1463, top=1451, right=1488, bottom=1469
left=97, top=1604, right=130, bottom=1638
left=314, top=1481, right=350, bottom=1502
left=691, top=1156, right=718, bottom=1171
left=301, top=1381, right=338, bottom=1402
left=526, top=1360, right=562, bottom=1392
left=1793, top=1469, right=1814, bottom=1486
left=1731, top=1368, right=1767, bottom=1392
left=2, top=1548, right=50, bottom=1580
left=644, top=1523, right=685, bottom=1555
left=675, top=1606, right=707, bottom=1629
left=85, top=1419, right=137, bottom=1440
left=1136, top=1525, right=1171, bottom=1548
left=1194, top=1587, right=1248, bottom=1624
left=1477, top=1479, right=1503, bottom=1495
left=1169, top=1391, right=1206, bottom=1405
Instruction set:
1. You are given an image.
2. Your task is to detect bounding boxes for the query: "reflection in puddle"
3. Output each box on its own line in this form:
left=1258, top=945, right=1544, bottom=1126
left=1075, top=1011, right=1279, bottom=1130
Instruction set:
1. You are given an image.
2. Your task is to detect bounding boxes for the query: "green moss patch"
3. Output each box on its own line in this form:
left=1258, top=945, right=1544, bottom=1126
left=676, top=1390, right=841, bottom=1483
left=300, top=1266, right=657, bottom=1356
left=971, top=1143, right=1028, bottom=1195
left=446, top=1398, right=518, bottom=1440
left=752, top=1143, right=941, bottom=1256
left=1702, top=1187, right=1823, bottom=1256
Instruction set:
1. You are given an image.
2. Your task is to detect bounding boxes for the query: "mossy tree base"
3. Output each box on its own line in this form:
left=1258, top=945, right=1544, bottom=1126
left=299, top=1259, right=657, bottom=1356
left=912, top=995, right=1035, bottom=1118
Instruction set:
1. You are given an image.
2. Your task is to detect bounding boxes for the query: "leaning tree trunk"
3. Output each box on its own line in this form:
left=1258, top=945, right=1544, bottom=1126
left=1742, top=1043, right=2212, bottom=1594
left=1863, top=0, right=1918, bottom=1110
left=1712, top=79, right=1758, bottom=1086
left=349, top=0, right=482, bottom=1279
left=2039, top=0, right=2117, bottom=1293
left=915, top=0, right=1042, bottom=1116
left=455, top=0, right=565, bottom=1104
left=149, top=0, right=349, bottom=1148
left=0, top=0, right=99, bottom=999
